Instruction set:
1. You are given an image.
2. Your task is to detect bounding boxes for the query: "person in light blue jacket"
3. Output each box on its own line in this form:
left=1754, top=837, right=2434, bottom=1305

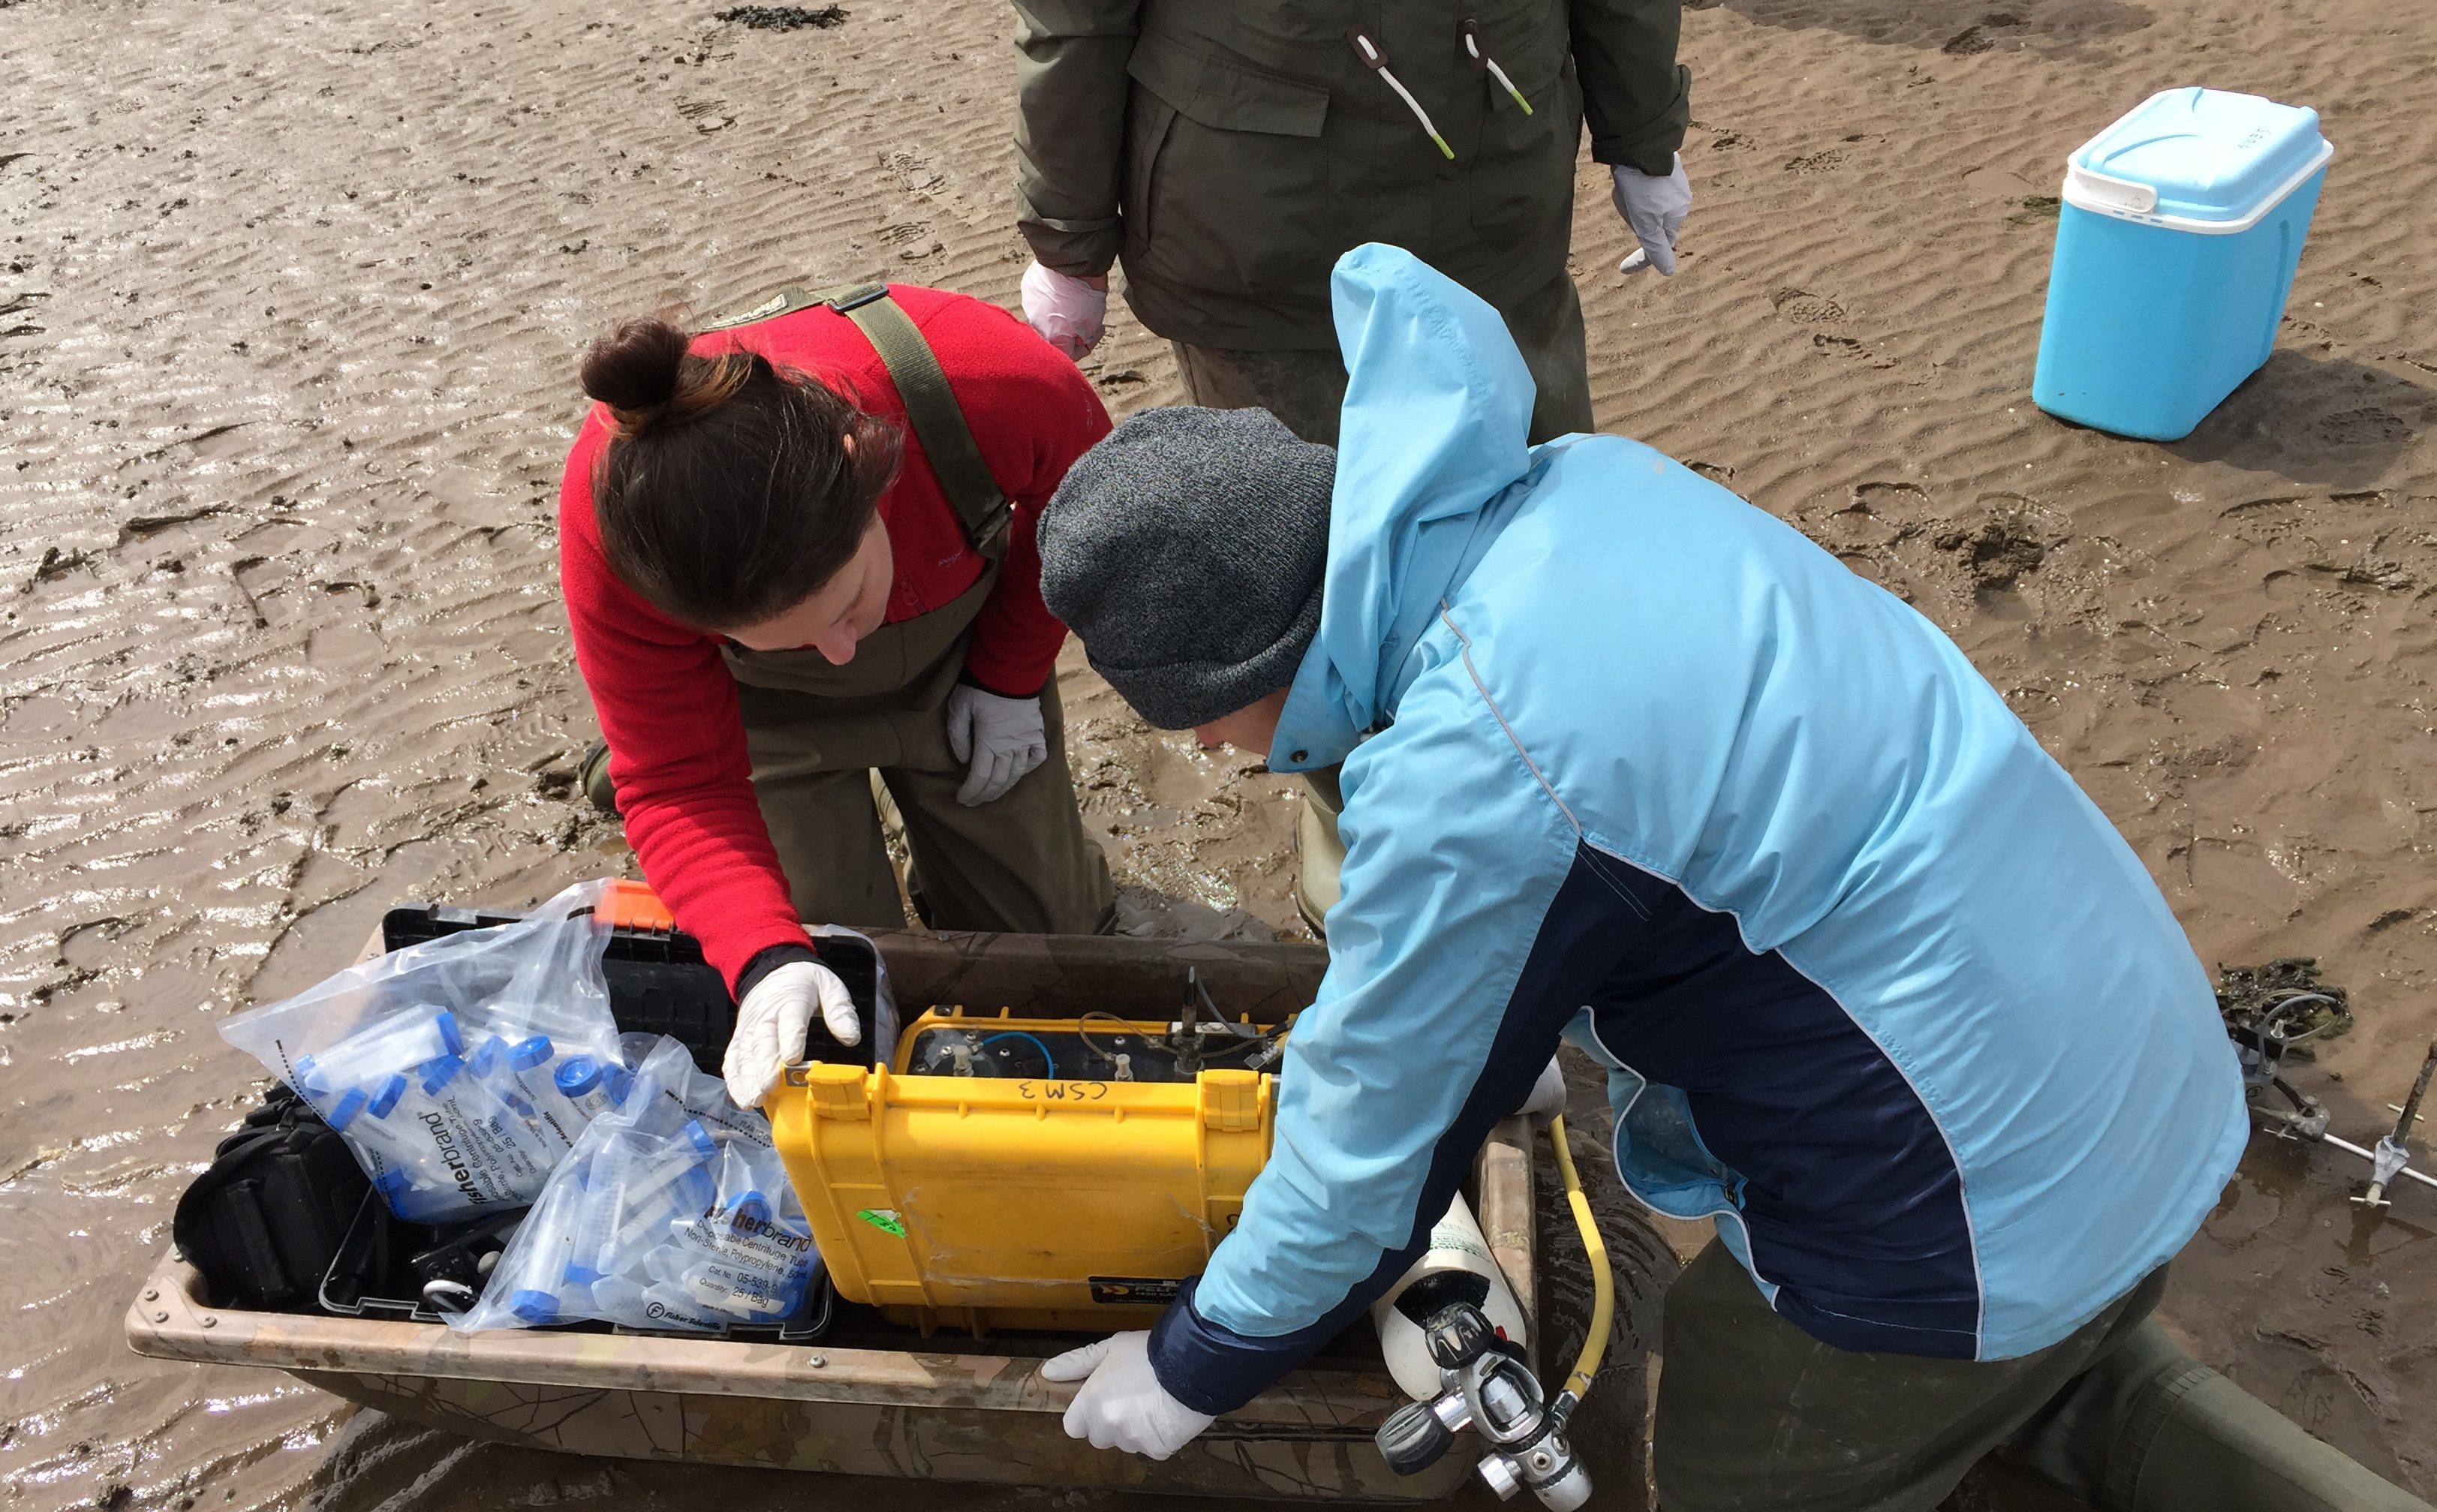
left=1029, top=245, right=2429, bottom=1512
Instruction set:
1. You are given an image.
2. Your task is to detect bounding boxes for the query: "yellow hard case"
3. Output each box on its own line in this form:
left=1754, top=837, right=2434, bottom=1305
left=768, top=1009, right=1277, bottom=1334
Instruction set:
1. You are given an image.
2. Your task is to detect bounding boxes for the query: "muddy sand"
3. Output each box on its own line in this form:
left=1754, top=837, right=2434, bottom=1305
left=2, top=0, right=2433, bottom=1507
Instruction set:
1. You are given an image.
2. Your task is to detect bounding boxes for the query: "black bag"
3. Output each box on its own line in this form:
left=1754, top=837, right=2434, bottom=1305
left=173, top=1085, right=370, bottom=1310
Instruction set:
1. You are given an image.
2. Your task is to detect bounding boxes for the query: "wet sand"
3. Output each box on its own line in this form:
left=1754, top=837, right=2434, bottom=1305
left=2, top=0, right=2432, bottom=1507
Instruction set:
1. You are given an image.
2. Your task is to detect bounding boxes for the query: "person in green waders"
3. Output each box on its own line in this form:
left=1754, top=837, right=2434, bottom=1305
left=559, top=284, right=1116, bottom=1110
left=1008, top=0, right=1693, bottom=931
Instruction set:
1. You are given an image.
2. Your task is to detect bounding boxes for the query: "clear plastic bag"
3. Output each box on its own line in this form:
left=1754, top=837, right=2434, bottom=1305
left=452, top=1036, right=823, bottom=1333
left=218, top=879, right=627, bottom=1223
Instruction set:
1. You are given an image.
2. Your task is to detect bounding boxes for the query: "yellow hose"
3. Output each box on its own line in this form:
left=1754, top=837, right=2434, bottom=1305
left=1545, top=1114, right=1612, bottom=1405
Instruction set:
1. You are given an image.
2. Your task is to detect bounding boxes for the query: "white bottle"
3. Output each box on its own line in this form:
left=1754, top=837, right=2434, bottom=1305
left=1370, top=1195, right=1530, bottom=1400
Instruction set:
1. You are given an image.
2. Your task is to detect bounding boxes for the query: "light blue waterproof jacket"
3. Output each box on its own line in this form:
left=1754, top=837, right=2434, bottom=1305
left=1145, top=245, right=2248, bottom=1416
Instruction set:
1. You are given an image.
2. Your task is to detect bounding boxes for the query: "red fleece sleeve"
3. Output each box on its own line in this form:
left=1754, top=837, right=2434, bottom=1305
left=558, top=420, right=805, bottom=994
left=912, top=297, right=1114, bottom=697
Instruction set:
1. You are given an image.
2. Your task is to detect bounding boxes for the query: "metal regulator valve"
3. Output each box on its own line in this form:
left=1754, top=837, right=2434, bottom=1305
left=1373, top=1298, right=1591, bottom=1511
left=1376, top=1113, right=1611, bottom=1512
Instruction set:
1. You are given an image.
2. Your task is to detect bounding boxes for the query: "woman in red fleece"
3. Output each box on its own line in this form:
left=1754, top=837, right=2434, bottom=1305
left=559, top=284, right=1115, bottom=1108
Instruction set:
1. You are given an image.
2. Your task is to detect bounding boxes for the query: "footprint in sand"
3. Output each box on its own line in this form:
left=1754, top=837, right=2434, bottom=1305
left=1942, top=12, right=2028, bottom=55
left=1771, top=287, right=1847, bottom=323
left=1852, top=481, right=1930, bottom=513
left=2310, top=407, right=2411, bottom=447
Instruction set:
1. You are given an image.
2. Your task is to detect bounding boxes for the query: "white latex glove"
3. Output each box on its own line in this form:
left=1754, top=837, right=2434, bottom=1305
left=944, top=683, right=1049, bottom=807
left=1517, top=1057, right=1567, bottom=1120
left=722, top=959, right=860, bottom=1111
left=1021, top=260, right=1109, bottom=361
left=1041, top=1331, right=1215, bottom=1460
left=1610, top=155, right=1693, bottom=276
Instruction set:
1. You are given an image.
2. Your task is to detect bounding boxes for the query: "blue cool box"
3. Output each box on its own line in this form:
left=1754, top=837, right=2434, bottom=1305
left=2032, top=87, right=2333, bottom=441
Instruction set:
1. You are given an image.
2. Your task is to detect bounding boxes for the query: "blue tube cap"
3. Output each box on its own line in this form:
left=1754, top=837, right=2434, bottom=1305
left=366, top=1072, right=407, bottom=1119
left=290, top=1055, right=326, bottom=1099
left=326, top=1087, right=369, bottom=1131
left=434, top=1009, right=466, bottom=1057
left=470, top=1036, right=505, bottom=1078
left=507, top=1035, right=553, bottom=1074
left=726, top=1192, right=772, bottom=1227
left=509, top=1289, right=561, bottom=1325
left=682, top=1120, right=718, bottom=1158
left=419, top=1054, right=464, bottom=1096
left=602, top=1066, right=636, bottom=1108
left=370, top=1170, right=414, bottom=1216
left=554, top=1056, right=603, bottom=1098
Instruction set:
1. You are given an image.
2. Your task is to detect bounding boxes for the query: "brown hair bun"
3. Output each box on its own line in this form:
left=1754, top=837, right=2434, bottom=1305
left=579, top=317, right=692, bottom=417
left=579, top=311, right=906, bottom=634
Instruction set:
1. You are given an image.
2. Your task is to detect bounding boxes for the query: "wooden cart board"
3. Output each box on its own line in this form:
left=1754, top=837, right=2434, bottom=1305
left=127, top=926, right=1545, bottom=1501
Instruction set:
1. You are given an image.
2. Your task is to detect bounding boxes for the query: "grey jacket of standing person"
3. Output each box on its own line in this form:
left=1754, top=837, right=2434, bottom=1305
left=1012, top=0, right=1690, bottom=351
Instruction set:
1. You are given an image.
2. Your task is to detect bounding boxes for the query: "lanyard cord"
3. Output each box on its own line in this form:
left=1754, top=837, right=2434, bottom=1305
left=1346, top=27, right=1455, bottom=160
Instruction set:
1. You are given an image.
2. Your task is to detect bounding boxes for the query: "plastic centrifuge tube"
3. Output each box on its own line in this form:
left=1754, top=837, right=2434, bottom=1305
left=552, top=1055, right=632, bottom=1123
left=469, top=1033, right=505, bottom=1079
left=590, top=1273, right=649, bottom=1318
left=683, top=1261, right=790, bottom=1322
left=509, top=1288, right=562, bottom=1326
left=517, top=1035, right=587, bottom=1150
left=426, top=1039, right=561, bottom=1182
left=292, top=1009, right=466, bottom=1108
left=641, top=1243, right=687, bottom=1287
left=494, top=1035, right=551, bottom=1120
left=638, top=1280, right=724, bottom=1332
left=610, top=1122, right=721, bottom=1252
left=561, top=1143, right=628, bottom=1291
left=469, top=1033, right=580, bottom=1156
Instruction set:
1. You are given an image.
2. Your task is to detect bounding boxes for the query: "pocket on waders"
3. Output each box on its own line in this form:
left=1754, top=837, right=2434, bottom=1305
left=1463, top=8, right=1581, bottom=257
left=1122, top=35, right=1332, bottom=301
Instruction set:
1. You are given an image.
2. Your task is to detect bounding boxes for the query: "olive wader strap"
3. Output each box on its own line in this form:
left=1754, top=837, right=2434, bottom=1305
left=706, top=280, right=1012, bottom=561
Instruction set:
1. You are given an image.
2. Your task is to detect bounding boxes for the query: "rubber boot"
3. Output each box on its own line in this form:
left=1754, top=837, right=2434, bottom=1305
left=578, top=740, right=618, bottom=816
left=1295, top=768, right=1346, bottom=938
left=2012, top=1320, right=2434, bottom=1512
left=2126, top=1367, right=2432, bottom=1511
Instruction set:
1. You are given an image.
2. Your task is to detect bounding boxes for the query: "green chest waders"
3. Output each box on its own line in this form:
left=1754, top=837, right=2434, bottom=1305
left=702, top=281, right=1113, bottom=936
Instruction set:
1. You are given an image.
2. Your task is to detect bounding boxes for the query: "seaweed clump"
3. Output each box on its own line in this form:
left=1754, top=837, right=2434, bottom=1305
left=717, top=5, right=849, bottom=30
left=2216, top=957, right=2354, bottom=1060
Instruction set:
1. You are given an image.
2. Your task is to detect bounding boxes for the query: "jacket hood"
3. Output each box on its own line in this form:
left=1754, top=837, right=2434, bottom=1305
left=1271, top=244, right=1539, bottom=771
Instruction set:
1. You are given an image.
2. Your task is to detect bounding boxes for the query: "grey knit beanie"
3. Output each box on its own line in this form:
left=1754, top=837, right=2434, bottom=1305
left=1038, top=407, right=1334, bottom=731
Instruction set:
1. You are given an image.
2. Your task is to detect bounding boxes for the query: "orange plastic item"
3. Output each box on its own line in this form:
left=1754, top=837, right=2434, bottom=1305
left=600, top=879, right=676, bottom=933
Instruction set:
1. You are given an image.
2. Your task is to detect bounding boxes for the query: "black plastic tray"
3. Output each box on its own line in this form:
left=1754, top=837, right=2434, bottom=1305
left=378, top=899, right=881, bottom=1073
left=320, top=1188, right=835, bottom=1342
left=309, top=891, right=864, bottom=1335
